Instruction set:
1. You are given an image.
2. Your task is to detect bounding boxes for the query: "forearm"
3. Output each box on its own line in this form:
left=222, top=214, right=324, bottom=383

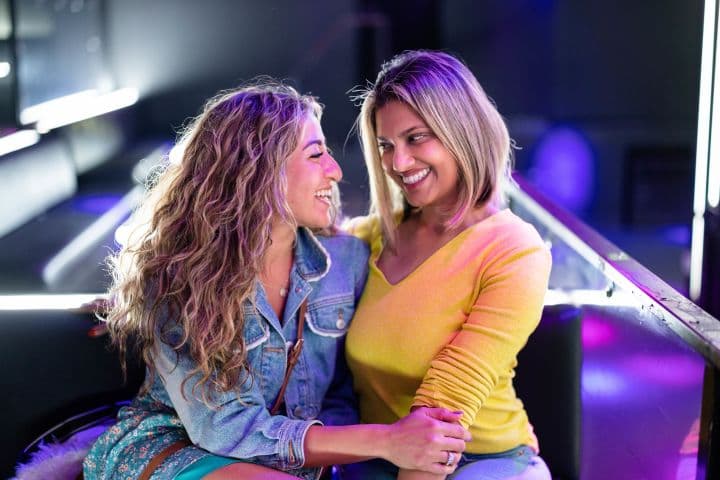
left=302, top=423, right=388, bottom=467
left=303, top=407, right=469, bottom=474
left=398, top=469, right=446, bottom=480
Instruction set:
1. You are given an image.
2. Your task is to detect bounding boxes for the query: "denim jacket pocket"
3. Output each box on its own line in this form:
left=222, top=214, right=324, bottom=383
left=306, top=294, right=354, bottom=338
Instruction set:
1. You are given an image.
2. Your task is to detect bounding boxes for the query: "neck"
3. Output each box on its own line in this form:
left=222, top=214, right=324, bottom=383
left=264, top=221, right=296, bottom=266
left=416, top=201, right=499, bottom=234
left=259, top=222, right=296, bottom=314
left=416, top=205, right=451, bottom=233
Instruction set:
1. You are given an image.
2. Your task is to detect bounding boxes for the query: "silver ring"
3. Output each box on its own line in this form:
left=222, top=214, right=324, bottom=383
left=445, top=451, right=456, bottom=467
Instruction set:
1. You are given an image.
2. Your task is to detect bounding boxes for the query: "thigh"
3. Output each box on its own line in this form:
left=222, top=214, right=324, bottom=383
left=448, top=448, right=551, bottom=480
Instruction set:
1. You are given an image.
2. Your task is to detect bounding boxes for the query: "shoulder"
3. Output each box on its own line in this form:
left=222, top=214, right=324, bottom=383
left=315, top=231, right=370, bottom=267
left=463, top=209, right=551, bottom=272
left=340, top=214, right=382, bottom=245
left=314, top=232, right=370, bottom=297
left=480, top=209, right=547, bottom=251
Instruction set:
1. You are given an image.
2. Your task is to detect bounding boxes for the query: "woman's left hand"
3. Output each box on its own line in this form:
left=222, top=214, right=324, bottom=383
left=381, top=406, right=469, bottom=475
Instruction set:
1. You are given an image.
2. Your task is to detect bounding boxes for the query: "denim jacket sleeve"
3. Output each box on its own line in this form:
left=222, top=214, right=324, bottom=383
left=153, top=334, right=319, bottom=471
left=317, top=236, right=369, bottom=426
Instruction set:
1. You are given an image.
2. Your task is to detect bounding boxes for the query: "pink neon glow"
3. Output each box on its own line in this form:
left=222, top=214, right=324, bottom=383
left=582, top=315, right=617, bottom=348
left=623, top=354, right=704, bottom=387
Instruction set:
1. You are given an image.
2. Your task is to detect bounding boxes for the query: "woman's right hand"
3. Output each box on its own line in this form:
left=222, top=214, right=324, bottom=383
left=381, top=407, right=470, bottom=475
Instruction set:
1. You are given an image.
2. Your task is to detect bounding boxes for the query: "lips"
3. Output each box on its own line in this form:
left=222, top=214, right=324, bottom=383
left=401, top=167, right=430, bottom=185
left=314, top=187, right=332, bottom=204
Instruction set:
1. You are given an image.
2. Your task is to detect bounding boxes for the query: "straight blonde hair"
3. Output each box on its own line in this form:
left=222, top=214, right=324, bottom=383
left=357, top=50, right=512, bottom=249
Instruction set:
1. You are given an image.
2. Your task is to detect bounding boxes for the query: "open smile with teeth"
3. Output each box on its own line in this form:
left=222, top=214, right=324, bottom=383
left=314, top=188, right=332, bottom=204
left=401, top=168, right=430, bottom=185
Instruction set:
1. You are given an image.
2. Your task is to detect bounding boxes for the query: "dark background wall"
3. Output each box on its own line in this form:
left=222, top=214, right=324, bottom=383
left=100, top=0, right=703, bottom=289
left=104, top=0, right=702, bottom=214
left=0, top=0, right=704, bottom=292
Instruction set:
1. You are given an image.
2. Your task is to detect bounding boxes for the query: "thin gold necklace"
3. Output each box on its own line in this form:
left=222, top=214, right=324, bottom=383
left=260, top=276, right=290, bottom=298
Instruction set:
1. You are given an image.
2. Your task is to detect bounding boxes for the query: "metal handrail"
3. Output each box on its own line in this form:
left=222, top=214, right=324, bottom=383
left=507, top=174, right=720, bottom=369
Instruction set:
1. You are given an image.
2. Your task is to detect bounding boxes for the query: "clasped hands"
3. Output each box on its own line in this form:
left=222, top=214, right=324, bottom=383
left=384, top=406, right=470, bottom=475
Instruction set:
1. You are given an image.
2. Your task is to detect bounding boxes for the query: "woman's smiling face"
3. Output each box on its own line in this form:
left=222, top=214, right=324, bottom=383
left=375, top=100, right=459, bottom=210
left=285, top=113, right=342, bottom=229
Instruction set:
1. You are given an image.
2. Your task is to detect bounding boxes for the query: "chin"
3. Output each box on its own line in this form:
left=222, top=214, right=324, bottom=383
left=404, top=196, right=426, bottom=208
left=300, top=216, right=333, bottom=231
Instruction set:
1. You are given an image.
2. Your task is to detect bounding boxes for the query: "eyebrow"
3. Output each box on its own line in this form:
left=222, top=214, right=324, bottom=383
left=303, top=139, right=324, bottom=150
left=377, top=125, right=427, bottom=141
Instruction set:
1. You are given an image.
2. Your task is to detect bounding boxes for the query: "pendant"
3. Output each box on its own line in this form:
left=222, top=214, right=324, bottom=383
left=279, top=287, right=288, bottom=297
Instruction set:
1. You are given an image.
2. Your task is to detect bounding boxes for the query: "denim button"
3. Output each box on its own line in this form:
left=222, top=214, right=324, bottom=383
left=336, top=318, right=346, bottom=329
left=294, top=406, right=304, bottom=417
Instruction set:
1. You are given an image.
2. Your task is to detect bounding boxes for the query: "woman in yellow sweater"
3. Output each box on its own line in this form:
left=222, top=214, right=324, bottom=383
left=344, top=51, right=553, bottom=480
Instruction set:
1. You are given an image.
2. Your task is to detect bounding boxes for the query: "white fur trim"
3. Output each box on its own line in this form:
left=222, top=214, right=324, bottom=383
left=12, top=425, right=106, bottom=480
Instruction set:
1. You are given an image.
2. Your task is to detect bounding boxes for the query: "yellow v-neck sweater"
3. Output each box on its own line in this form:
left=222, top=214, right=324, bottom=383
left=346, top=209, right=551, bottom=454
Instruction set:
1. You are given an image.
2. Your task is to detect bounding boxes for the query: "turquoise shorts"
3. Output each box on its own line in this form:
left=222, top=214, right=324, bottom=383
left=175, top=455, right=239, bottom=479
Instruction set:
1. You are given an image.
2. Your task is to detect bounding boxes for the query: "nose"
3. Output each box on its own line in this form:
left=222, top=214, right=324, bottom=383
left=391, top=145, right=414, bottom=173
left=323, top=153, right=343, bottom=182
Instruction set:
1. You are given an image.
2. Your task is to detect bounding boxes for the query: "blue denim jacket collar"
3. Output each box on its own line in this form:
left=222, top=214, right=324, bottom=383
left=294, top=227, right=331, bottom=282
left=254, top=227, right=331, bottom=328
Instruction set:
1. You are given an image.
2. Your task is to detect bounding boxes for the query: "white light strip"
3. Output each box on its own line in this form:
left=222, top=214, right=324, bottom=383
left=0, top=289, right=635, bottom=311
left=19, top=90, right=98, bottom=125
left=689, top=216, right=706, bottom=300
left=0, top=294, right=105, bottom=311
left=695, top=0, right=717, bottom=214
left=0, top=129, right=40, bottom=156
left=690, top=0, right=718, bottom=299
left=544, top=288, right=637, bottom=308
left=709, top=2, right=720, bottom=208
left=34, top=88, right=139, bottom=133
left=42, top=185, right=144, bottom=286
left=0, top=61, right=10, bottom=79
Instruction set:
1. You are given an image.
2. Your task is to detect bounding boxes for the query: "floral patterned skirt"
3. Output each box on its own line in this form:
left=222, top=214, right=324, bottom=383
left=82, top=394, right=208, bottom=480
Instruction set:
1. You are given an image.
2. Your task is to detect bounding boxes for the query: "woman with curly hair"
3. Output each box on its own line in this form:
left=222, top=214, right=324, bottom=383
left=83, top=81, right=469, bottom=480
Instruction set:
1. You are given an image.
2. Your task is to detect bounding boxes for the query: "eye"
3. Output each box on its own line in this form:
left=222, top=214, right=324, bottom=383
left=408, top=132, right=431, bottom=143
left=308, top=146, right=325, bottom=160
left=309, top=143, right=331, bottom=160
left=377, top=141, right=392, bottom=153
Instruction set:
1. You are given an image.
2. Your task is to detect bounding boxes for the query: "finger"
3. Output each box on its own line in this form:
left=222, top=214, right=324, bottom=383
left=429, top=445, right=463, bottom=467
left=422, top=456, right=460, bottom=475
left=443, top=464, right=459, bottom=475
left=442, top=451, right=460, bottom=474
left=439, top=422, right=472, bottom=441
left=425, top=407, right=464, bottom=423
left=436, top=438, right=468, bottom=455
left=423, top=463, right=456, bottom=475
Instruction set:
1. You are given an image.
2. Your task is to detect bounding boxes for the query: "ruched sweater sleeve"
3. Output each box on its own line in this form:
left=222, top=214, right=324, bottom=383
left=411, top=230, right=551, bottom=428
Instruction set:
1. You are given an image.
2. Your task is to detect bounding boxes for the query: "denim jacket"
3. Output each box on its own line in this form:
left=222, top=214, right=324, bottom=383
left=85, top=228, right=368, bottom=480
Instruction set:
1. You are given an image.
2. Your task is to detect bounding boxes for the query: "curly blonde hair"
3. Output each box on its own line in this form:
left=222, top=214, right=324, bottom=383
left=356, top=50, right=512, bottom=250
left=107, top=81, right=323, bottom=402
